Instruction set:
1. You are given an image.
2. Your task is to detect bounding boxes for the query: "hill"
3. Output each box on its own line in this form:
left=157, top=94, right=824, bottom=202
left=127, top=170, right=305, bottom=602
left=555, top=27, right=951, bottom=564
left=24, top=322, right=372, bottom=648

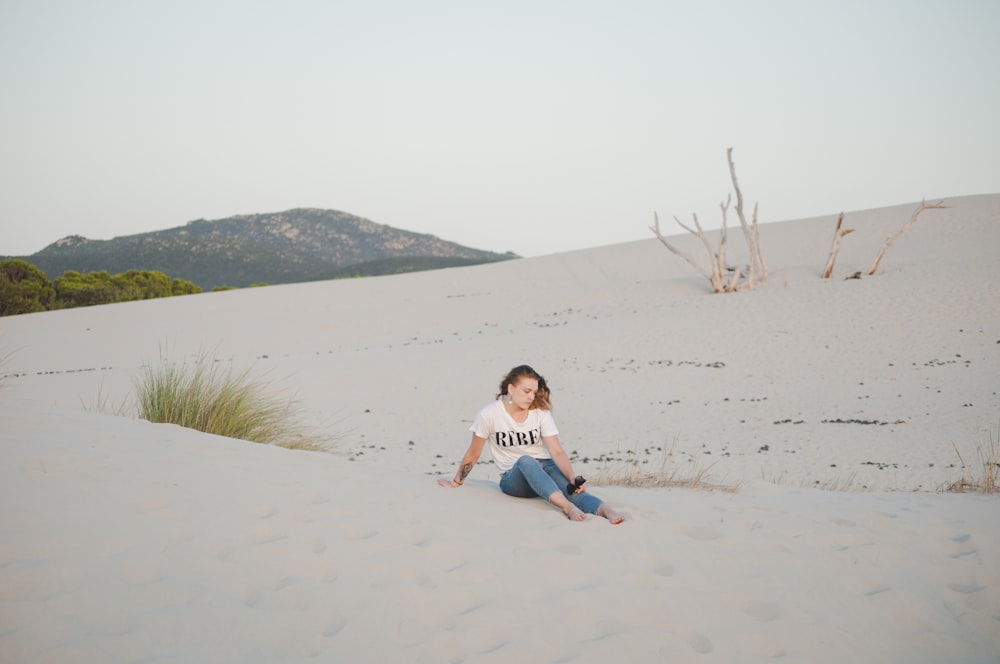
left=8, top=209, right=517, bottom=289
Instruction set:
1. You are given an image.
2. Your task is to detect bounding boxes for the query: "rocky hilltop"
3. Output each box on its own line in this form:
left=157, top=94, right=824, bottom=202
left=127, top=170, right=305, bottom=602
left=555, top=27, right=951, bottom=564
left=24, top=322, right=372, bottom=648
left=14, top=209, right=516, bottom=289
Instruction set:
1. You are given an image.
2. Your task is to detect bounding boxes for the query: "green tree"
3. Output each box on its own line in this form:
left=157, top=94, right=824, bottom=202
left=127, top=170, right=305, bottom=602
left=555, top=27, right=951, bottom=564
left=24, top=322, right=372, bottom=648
left=54, top=268, right=203, bottom=308
left=0, top=259, right=55, bottom=316
left=112, top=270, right=172, bottom=300
left=53, top=270, right=119, bottom=308
left=170, top=277, right=201, bottom=295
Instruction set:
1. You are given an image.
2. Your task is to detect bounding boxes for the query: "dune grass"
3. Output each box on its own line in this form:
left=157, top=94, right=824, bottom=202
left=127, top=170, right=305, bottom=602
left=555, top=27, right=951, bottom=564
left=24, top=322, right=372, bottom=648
left=943, top=426, right=1000, bottom=494
left=0, top=347, right=17, bottom=392
left=134, top=353, right=333, bottom=452
left=588, top=444, right=739, bottom=492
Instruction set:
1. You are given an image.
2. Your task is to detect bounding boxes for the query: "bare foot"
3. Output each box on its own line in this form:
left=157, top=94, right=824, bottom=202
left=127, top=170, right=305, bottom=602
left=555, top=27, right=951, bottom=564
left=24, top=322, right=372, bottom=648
left=562, top=504, right=586, bottom=522
left=597, top=504, right=624, bottom=524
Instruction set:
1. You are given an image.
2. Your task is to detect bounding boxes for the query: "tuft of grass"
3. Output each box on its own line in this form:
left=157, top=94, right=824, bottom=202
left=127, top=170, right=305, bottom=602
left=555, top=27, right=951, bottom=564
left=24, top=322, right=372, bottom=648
left=134, top=353, right=333, bottom=452
left=0, top=347, right=18, bottom=392
left=590, top=444, right=739, bottom=492
left=806, top=472, right=860, bottom=492
left=85, top=377, right=130, bottom=416
left=943, top=426, right=1000, bottom=494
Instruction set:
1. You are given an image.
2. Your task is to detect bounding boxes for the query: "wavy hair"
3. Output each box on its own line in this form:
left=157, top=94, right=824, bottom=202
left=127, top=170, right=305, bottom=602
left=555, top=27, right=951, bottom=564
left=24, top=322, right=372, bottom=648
left=496, top=364, right=552, bottom=410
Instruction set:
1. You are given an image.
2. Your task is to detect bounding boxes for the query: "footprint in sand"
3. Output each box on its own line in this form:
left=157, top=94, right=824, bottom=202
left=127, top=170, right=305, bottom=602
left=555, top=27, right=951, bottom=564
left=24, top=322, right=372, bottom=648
left=950, top=533, right=979, bottom=559
left=274, top=576, right=299, bottom=591
left=225, top=582, right=263, bottom=607
left=847, top=576, right=892, bottom=596
left=247, top=524, right=286, bottom=544
left=742, top=600, right=782, bottom=622
left=625, top=550, right=675, bottom=578
left=292, top=556, right=338, bottom=583
left=114, top=558, right=166, bottom=586
left=685, top=525, right=723, bottom=541
left=828, top=532, right=875, bottom=551
left=206, top=542, right=236, bottom=561
left=747, top=634, right=787, bottom=659
left=654, top=563, right=675, bottom=578
left=295, top=492, right=330, bottom=505
left=250, top=505, right=277, bottom=519
left=479, top=638, right=512, bottom=655
left=322, top=616, right=348, bottom=637
left=687, top=631, right=714, bottom=654
left=266, top=577, right=313, bottom=611
left=830, top=517, right=856, bottom=527
left=336, top=523, right=377, bottom=540
left=140, top=498, right=171, bottom=512
left=458, top=599, right=489, bottom=616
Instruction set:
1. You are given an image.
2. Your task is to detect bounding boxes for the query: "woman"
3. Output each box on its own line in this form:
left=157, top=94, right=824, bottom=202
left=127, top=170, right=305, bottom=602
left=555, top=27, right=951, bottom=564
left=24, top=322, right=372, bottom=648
left=438, top=365, right=624, bottom=524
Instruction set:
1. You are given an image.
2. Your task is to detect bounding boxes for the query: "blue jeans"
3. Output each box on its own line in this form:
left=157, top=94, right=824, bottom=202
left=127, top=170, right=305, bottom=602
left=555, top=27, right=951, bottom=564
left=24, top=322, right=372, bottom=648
left=499, top=456, right=603, bottom=514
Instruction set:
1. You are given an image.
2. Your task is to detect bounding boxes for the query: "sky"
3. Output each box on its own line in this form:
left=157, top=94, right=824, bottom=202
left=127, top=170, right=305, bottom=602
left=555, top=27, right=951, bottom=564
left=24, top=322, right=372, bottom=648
left=2, top=0, right=998, bottom=258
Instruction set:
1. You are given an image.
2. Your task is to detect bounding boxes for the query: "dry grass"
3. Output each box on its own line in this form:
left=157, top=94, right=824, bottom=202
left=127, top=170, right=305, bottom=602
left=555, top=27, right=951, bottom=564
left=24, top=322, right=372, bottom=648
left=766, top=469, right=862, bottom=492
left=134, top=352, right=333, bottom=452
left=0, top=346, right=16, bottom=382
left=590, top=445, right=740, bottom=492
left=810, top=473, right=861, bottom=492
left=943, top=426, right=1000, bottom=494
left=86, top=377, right=130, bottom=416
left=0, top=349, right=8, bottom=390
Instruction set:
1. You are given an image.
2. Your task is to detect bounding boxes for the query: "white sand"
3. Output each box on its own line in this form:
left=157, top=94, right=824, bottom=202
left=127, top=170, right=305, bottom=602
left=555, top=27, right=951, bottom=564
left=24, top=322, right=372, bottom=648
left=2, top=194, right=998, bottom=662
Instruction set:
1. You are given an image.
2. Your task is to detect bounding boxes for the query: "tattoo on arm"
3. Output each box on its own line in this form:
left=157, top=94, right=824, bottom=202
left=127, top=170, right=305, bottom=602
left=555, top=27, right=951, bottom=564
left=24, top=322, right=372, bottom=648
left=459, top=463, right=473, bottom=482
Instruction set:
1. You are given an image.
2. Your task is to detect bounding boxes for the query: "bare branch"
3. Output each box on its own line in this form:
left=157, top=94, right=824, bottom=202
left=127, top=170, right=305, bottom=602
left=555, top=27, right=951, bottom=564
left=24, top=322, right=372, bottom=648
left=865, top=200, right=951, bottom=276
left=822, top=213, right=855, bottom=279
left=727, top=148, right=766, bottom=286
left=746, top=202, right=758, bottom=290
left=751, top=201, right=767, bottom=283
left=674, top=212, right=725, bottom=292
left=650, top=213, right=714, bottom=283
left=719, top=195, right=732, bottom=242
left=726, top=266, right=743, bottom=291
left=650, top=148, right=767, bottom=294
left=727, top=148, right=745, bottom=226
left=674, top=213, right=716, bottom=261
left=717, top=196, right=731, bottom=291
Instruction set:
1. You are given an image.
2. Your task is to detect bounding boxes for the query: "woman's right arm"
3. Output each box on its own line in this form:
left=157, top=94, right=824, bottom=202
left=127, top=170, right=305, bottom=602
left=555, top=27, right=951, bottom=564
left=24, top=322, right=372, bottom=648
left=437, top=434, right=487, bottom=488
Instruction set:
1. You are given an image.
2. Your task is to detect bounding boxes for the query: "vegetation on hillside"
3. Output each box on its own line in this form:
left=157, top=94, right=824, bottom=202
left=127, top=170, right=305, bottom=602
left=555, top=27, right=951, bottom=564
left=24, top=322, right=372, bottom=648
left=0, top=259, right=200, bottom=316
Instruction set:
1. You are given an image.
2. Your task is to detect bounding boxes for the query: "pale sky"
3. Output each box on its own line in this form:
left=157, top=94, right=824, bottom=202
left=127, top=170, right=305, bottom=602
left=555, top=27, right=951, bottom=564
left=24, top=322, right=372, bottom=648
left=2, top=0, right=998, bottom=258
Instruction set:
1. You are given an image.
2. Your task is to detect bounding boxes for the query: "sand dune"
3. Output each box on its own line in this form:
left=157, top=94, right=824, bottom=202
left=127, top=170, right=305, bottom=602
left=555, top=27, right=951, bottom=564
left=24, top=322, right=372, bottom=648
left=2, top=194, right=998, bottom=662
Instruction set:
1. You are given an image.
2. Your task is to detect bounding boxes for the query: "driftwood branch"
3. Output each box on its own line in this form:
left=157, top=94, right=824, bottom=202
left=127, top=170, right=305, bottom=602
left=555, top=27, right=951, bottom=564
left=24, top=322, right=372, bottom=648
left=651, top=148, right=765, bottom=293
left=675, top=211, right=723, bottom=289
left=821, top=213, right=855, bottom=279
left=712, top=197, right=731, bottom=290
left=727, top=148, right=767, bottom=286
left=650, top=213, right=714, bottom=284
left=865, top=199, right=950, bottom=276
left=751, top=201, right=767, bottom=282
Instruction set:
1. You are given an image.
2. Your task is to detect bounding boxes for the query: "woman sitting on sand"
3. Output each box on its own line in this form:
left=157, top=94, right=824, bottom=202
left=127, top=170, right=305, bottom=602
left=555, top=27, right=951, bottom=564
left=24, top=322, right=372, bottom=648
left=438, top=364, right=624, bottom=524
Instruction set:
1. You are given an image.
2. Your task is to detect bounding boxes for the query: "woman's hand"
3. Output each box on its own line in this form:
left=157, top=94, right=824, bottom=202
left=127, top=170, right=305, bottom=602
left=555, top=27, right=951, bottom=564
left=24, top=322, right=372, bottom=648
left=439, top=436, right=485, bottom=490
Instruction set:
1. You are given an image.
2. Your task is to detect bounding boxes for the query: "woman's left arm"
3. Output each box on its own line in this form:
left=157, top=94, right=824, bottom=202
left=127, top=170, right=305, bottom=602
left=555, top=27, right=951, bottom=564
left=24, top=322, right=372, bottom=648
left=542, top=434, right=584, bottom=493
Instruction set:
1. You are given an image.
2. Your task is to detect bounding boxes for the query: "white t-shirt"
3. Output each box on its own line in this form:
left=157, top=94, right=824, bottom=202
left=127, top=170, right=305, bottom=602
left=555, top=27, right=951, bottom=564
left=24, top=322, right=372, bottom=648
left=469, top=399, right=559, bottom=472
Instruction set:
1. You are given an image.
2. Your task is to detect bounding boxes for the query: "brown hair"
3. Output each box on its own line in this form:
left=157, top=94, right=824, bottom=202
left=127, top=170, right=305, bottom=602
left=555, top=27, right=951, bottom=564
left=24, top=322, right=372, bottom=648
left=496, top=364, right=552, bottom=410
